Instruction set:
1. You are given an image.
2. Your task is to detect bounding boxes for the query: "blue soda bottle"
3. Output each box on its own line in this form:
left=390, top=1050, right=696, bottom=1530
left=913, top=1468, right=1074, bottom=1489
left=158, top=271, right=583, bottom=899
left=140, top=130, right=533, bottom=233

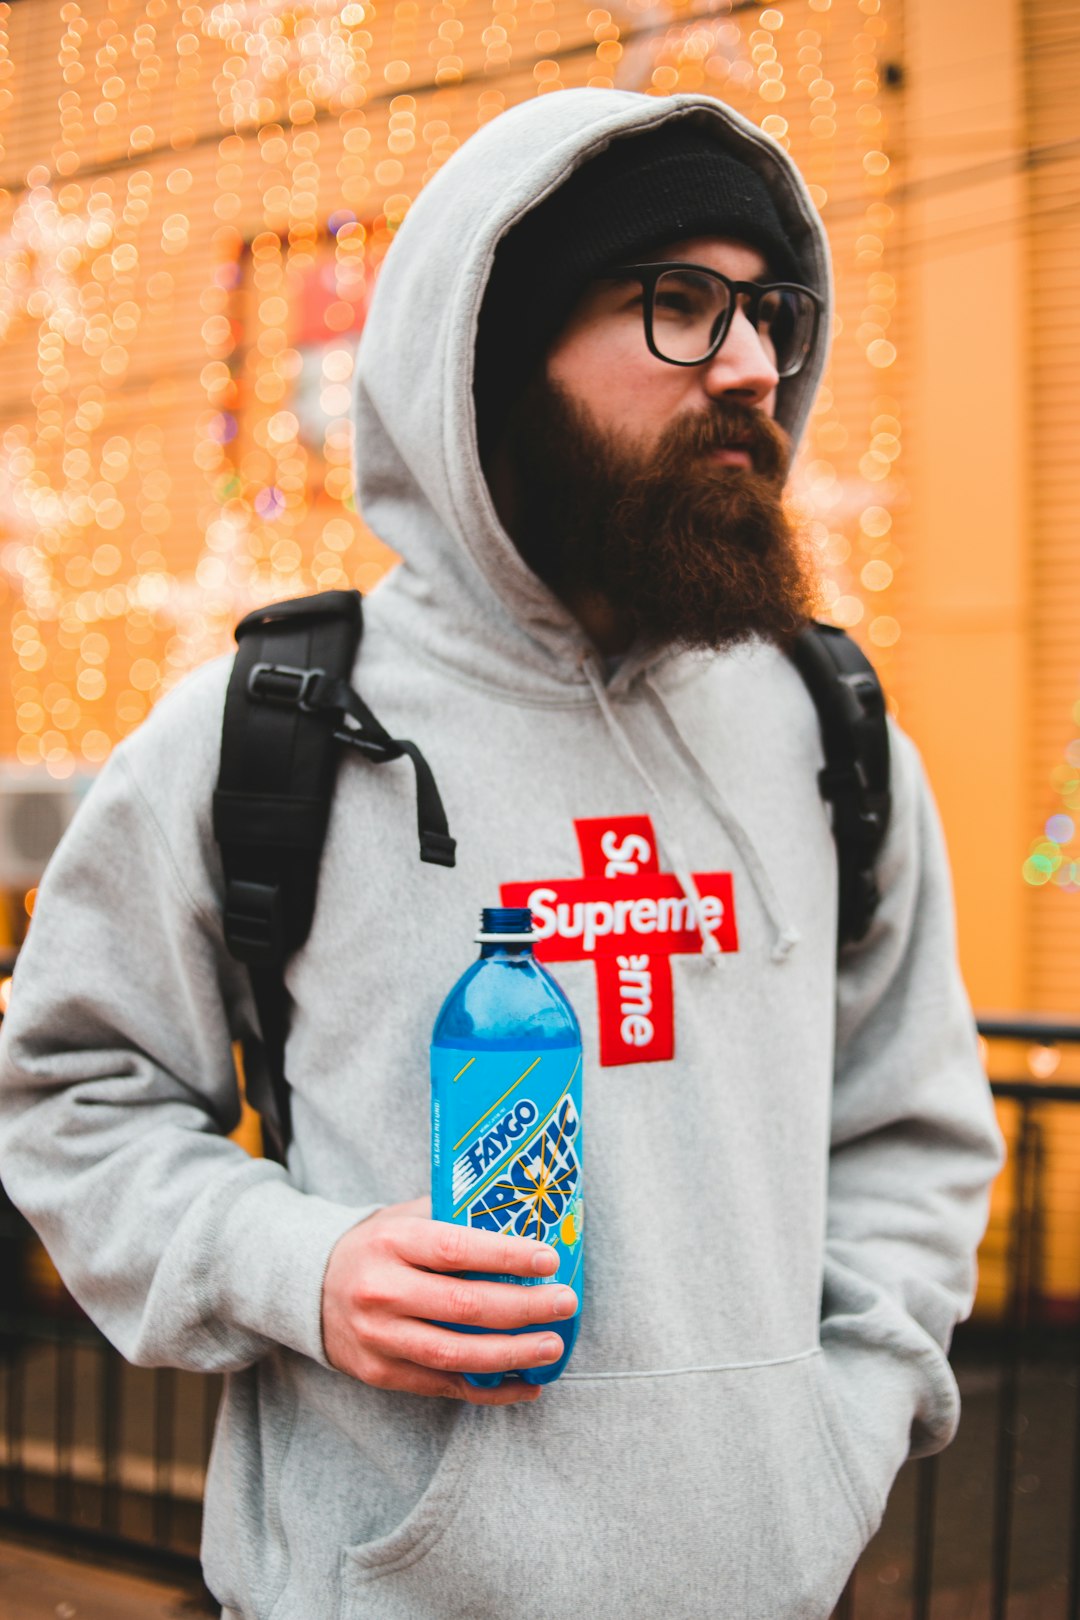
left=430, top=906, right=583, bottom=1387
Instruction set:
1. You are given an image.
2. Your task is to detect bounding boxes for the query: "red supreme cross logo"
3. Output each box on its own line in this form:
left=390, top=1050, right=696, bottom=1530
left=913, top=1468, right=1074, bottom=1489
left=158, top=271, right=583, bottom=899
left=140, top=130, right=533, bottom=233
left=501, top=815, right=738, bottom=1067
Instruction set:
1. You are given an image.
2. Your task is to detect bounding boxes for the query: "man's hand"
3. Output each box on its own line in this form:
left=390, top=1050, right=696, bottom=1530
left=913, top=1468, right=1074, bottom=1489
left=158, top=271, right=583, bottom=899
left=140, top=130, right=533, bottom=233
left=321, top=1197, right=578, bottom=1405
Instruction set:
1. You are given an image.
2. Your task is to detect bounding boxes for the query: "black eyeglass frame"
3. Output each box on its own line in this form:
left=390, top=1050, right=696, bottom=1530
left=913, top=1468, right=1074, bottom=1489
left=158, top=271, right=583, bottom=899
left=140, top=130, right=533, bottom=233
left=604, top=261, right=824, bottom=377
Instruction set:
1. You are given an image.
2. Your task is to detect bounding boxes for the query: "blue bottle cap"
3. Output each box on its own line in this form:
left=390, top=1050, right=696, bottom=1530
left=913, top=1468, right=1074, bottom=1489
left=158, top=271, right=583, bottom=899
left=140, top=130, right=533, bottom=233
left=475, top=906, right=539, bottom=943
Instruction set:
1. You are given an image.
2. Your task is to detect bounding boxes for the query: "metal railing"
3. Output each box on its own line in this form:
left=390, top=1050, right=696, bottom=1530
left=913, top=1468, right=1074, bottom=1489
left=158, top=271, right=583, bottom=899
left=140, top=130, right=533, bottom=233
left=0, top=1014, right=1077, bottom=1618
left=836, top=1016, right=1080, bottom=1620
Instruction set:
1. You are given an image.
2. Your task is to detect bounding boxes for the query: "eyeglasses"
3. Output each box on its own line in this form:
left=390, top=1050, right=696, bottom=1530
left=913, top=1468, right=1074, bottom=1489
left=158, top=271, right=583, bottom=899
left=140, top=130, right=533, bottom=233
left=603, top=262, right=823, bottom=378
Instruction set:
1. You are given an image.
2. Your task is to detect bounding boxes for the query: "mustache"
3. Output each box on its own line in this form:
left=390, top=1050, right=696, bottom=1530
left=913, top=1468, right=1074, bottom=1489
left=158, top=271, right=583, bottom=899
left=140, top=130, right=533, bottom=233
left=649, top=403, right=790, bottom=481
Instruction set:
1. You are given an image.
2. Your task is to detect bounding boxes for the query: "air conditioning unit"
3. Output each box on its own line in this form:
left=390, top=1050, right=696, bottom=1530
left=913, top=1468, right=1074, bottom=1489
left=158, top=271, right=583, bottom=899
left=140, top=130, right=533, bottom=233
left=0, top=766, right=98, bottom=890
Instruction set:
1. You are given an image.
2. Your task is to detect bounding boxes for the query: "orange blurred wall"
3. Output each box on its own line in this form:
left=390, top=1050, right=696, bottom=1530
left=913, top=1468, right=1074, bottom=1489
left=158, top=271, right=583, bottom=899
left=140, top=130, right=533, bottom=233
left=899, top=0, right=1031, bottom=1013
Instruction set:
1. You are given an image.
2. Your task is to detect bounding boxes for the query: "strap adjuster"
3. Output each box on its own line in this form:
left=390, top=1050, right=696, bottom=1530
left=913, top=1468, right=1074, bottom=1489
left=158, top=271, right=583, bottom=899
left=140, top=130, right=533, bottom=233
left=224, top=879, right=284, bottom=963
left=247, top=662, right=326, bottom=712
left=818, top=762, right=868, bottom=800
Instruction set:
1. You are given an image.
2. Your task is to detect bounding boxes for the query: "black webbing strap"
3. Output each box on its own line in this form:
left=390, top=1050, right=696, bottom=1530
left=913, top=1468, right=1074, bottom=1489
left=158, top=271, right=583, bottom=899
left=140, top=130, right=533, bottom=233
left=787, top=622, right=891, bottom=950
left=213, top=589, right=456, bottom=1161
left=306, top=673, right=456, bottom=869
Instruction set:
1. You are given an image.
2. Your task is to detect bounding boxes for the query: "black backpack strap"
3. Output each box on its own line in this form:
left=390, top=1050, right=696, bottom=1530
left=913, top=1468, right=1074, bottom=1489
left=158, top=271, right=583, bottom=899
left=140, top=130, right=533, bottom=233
left=213, top=589, right=455, bottom=1161
left=787, top=622, right=891, bottom=950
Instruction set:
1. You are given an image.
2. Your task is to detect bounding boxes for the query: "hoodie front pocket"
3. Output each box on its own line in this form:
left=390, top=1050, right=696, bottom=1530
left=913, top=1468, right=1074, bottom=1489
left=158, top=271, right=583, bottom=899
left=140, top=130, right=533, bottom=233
left=806, top=1350, right=885, bottom=1539
left=338, top=1399, right=480, bottom=1597
left=338, top=1352, right=873, bottom=1620
left=259, top=1370, right=481, bottom=1620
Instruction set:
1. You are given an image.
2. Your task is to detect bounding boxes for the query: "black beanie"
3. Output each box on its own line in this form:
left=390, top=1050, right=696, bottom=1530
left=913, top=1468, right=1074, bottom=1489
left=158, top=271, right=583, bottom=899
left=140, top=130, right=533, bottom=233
left=474, top=120, right=802, bottom=458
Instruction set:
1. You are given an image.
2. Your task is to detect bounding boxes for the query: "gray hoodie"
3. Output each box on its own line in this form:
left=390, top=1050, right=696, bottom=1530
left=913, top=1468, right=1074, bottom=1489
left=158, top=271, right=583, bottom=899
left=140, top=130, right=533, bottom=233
left=0, top=90, right=1004, bottom=1620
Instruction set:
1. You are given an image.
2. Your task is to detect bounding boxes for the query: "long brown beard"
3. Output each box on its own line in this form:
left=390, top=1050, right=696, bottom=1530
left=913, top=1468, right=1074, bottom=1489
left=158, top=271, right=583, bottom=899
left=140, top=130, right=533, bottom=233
left=502, top=374, right=819, bottom=653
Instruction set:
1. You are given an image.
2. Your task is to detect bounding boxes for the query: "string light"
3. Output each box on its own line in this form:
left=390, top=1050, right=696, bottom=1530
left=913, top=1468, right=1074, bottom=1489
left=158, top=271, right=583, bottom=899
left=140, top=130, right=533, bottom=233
left=641, top=3, right=901, bottom=673
left=2, top=0, right=902, bottom=776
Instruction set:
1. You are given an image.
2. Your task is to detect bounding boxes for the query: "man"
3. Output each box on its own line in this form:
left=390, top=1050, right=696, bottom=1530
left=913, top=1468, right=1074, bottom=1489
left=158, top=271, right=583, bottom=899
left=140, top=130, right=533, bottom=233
left=0, top=92, right=1002, bottom=1619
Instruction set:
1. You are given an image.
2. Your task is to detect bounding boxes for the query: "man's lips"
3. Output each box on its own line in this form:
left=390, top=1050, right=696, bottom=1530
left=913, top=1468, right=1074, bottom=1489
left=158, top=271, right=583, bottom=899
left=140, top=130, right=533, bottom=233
left=709, top=445, right=753, bottom=467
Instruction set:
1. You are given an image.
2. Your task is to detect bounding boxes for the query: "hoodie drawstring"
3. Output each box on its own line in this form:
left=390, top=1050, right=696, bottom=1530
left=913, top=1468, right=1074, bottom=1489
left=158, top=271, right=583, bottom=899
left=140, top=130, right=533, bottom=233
left=579, top=651, right=799, bottom=965
left=641, top=674, right=801, bottom=963
left=582, top=654, right=723, bottom=965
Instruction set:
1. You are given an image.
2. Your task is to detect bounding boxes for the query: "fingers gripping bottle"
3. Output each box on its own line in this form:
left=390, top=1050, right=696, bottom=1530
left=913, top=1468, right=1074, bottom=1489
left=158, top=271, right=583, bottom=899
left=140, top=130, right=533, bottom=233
left=431, top=906, right=583, bottom=1387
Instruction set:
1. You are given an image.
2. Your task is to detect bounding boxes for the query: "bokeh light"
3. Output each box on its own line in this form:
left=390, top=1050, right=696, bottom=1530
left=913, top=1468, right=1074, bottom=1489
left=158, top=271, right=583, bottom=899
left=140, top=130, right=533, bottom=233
left=2, top=0, right=902, bottom=784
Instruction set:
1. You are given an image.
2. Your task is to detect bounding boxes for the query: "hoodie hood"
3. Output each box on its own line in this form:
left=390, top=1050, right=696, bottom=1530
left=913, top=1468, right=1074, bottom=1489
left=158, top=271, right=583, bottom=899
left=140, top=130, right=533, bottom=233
left=352, top=90, right=833, bottom=697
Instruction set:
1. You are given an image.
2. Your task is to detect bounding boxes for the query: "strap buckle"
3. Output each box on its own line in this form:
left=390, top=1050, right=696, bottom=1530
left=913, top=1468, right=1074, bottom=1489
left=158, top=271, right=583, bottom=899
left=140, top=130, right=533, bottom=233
left=247, top=662, right=326, bottom=712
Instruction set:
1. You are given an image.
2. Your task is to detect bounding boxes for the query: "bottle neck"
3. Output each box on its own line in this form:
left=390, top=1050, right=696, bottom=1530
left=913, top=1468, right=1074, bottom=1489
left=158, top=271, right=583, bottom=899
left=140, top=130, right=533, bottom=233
left=479, top=941, right=535, bottom=960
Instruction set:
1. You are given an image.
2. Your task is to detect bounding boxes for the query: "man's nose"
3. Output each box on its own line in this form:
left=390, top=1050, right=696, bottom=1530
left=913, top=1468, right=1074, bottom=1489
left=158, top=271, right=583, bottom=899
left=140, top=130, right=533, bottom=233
left=700, top=303, right=779, bottom=411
